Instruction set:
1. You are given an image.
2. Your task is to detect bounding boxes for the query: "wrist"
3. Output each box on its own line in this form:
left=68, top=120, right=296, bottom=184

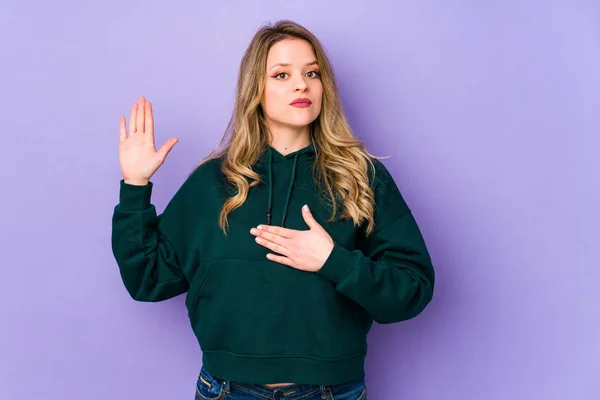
left=123, top=178, right=149, bottom=186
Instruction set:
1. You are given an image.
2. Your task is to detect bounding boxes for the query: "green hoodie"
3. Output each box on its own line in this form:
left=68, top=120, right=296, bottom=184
left=111, top=142, right=434, bottom=386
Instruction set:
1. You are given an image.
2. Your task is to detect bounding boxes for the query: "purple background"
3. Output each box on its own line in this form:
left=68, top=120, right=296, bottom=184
left=1, top=1, right=598, bottom=399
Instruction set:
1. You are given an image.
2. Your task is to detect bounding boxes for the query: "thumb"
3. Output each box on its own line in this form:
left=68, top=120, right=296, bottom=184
left=302, top=204, right=319, bottom=229
left=157, top=138, right=178, bottom=160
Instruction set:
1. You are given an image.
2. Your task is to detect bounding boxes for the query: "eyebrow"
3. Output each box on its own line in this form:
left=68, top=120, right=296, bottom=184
left=268, top=61, right=319, bottom=71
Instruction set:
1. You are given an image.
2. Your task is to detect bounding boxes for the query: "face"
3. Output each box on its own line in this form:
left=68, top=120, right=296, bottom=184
left=260, top=38, right=323, bottom=133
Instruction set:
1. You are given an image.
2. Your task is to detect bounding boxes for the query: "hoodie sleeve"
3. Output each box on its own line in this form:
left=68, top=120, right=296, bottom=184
left=316, top=159, right=435, bottom=324
left=111, top=178, right=191, bottom=302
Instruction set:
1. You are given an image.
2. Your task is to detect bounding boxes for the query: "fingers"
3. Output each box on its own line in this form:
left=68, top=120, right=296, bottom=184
left=119, top=116, right=127, bottom=142
left=301, top=204, right=319, bottom=229
left=136, top=96, right=145, bottom=133
left=157, top=137, right=178, bottom=160
left=145, top=101, right=154, bottom=139
left=265, top=253, right=292, bottom=266
left=129, top=103, right=137, bottom=135
left=252, top=229, right=291, bottom=247
left=255, top=236, right=289, bottom=256
left=256, top=225, right=295, bottom=238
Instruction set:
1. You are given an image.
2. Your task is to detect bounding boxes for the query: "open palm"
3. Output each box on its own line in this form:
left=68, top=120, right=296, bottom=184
left=119, top=96, right=178, bottom=185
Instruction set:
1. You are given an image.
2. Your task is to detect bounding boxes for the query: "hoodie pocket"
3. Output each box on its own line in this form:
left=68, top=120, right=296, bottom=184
left=185, top=265, right=213, bottom=319
left=188, top=258, right=367, bottom=359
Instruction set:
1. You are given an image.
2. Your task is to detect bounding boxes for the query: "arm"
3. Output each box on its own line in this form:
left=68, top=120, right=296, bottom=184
left=316, top=160, right=435, bottom=323
left=111, top=179, right=190, bottom=302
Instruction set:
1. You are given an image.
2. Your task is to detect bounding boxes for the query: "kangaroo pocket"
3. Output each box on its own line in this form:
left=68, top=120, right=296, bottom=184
left=188, top=258, right=367, bottom=359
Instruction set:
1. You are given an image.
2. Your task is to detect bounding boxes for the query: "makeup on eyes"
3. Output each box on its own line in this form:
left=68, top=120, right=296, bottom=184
left=271, top=70, right=320, bottom=80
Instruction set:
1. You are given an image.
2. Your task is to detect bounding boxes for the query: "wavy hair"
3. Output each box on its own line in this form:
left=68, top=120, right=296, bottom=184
left=193, top=20, right=384, bottom=236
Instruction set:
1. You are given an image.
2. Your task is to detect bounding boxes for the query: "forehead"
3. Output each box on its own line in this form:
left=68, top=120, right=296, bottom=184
left=266, top=39, right=317, bottom=67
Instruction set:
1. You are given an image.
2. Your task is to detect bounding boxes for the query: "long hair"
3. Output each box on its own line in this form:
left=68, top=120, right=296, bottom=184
left=193, top=20, right=383, bottom=236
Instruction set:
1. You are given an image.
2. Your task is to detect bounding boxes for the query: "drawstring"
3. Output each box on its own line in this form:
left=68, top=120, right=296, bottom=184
left=281, top=152, right=298, bottom=227
left=267, top=148, right=273, bottom=225
left=266, top=147, right=299, bottom=228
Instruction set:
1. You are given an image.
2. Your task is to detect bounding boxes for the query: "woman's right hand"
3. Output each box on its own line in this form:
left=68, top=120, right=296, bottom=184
left=119, top=96, right=179, bottom=186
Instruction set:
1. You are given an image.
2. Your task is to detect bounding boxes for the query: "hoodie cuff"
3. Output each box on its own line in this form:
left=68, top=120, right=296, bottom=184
left=118, top=179, right=153, bottom=211
left=316, top=242, right=359, bottom=284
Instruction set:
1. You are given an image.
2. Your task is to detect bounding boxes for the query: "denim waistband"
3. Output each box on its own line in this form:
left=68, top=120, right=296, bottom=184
left=199, top=364, right=364, bottom=399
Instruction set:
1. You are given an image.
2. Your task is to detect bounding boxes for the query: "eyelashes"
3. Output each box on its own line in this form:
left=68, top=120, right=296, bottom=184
left=272, top=71, right=321, bottom=80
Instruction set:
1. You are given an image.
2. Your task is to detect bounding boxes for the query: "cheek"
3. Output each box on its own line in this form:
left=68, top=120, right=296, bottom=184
left=312, top=82, right=323, bottom=105
left=263, top=86, right=285, bottom=113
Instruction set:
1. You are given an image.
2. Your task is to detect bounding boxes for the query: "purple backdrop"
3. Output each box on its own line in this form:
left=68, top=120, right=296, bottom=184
left=1, top=1, right=598, bottom=399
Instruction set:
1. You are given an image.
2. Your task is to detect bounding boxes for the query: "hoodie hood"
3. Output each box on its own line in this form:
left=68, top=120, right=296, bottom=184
left=257, top=142, right=316, bottom=228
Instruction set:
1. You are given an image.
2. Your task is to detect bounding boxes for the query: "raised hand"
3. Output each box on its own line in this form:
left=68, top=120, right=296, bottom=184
left=119, top=96, right=179, bottom=186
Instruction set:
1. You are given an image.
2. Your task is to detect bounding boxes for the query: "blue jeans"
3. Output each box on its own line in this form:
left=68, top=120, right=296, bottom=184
left=195, top=365, right=368, bottom=400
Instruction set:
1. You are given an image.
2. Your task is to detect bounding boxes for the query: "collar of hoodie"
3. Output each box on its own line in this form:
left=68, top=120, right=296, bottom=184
left=256, top=142, right=316, bottom=227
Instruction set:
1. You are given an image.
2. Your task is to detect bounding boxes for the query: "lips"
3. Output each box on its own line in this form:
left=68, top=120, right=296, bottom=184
left=290, top=98, right=312, bottom=105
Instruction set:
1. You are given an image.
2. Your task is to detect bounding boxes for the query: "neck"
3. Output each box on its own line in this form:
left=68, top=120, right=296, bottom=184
left=266, top=123, right=311, bottom=157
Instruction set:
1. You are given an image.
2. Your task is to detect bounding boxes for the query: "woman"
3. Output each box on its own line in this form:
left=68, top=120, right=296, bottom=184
left=112, top=20, right=435, bottom=400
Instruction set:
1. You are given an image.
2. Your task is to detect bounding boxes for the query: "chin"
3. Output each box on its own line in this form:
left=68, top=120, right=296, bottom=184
left=266, top=112, right=320, bottom=130
left=284, top=114, right=320, bottom=127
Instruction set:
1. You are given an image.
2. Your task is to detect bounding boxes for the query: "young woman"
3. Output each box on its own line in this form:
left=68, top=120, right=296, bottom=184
left=112, top=20, right=435, bottom=400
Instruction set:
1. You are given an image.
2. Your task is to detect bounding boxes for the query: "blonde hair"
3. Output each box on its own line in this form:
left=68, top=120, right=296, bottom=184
left=194, top=20, right=384, bottom=236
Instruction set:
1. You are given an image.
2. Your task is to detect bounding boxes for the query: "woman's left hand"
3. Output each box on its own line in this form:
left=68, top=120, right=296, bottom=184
left=250, top=205, right=334, bottom=272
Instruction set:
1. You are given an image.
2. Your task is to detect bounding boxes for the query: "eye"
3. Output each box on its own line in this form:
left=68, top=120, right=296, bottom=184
left=307, top=71, right=320, bottom=78
left=274, top=72, right=288, bottom=80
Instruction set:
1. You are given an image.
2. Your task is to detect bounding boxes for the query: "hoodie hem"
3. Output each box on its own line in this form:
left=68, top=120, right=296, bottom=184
left=201, top=350, right=366, bottom=386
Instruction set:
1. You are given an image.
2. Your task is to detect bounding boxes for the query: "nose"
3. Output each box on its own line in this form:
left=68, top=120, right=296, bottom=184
left=293, top=75, right=308, bottom=91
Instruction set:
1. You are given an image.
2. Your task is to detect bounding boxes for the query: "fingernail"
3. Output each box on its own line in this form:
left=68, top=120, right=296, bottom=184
left=303, top=204, right=309, bottom=212
left=257, top=225, right=264, bottom=230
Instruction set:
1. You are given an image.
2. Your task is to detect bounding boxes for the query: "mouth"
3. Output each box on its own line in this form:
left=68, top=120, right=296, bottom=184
left=290, top=98, right=312, bottom=106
